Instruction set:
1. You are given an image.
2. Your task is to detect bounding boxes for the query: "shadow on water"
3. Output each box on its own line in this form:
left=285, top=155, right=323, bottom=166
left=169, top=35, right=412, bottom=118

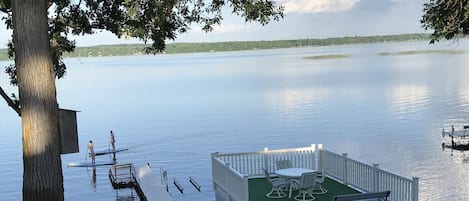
left=85, top=163, right=141, bottom=201
left=115, top=189, right=138, bottom=201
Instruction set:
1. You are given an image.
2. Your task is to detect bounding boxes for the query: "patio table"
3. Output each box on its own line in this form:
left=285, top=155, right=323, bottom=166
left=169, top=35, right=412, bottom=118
left=275, top=168, right=315, bottom=198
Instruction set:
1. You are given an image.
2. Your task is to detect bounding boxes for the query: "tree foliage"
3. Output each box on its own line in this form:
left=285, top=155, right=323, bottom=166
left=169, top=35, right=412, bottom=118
left=421, top=0, right=469, bottom=43
left=0, top=1, right=283, bottom=200
left=0, top=0, right=283, bottom=84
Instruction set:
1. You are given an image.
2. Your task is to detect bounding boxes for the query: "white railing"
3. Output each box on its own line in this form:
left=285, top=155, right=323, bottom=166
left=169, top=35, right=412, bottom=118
left=320, top=149, right=419, bottom=201
left=212, top=145, right=419, bottom=201
left=211, top=153, right=249, bottom=201
left=215, top=145, right=317, bottom=177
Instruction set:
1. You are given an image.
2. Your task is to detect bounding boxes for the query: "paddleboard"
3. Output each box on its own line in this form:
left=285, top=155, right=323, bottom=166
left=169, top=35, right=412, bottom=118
left=93, top=148, right=129, bottom=156
left=67, top=161, right=116, bottom=167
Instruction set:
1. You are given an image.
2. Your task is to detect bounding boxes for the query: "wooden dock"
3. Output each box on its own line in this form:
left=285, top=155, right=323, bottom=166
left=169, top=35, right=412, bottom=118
left=109, top=163, right=172, bottom=201
left=136, top=164, right=172, bottom=201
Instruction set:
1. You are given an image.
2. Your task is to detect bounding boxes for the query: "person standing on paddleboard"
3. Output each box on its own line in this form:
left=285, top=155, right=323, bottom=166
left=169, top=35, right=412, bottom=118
left=110, top=130, right=116, bottom=150
left=110, top=131, right=117, bottom=160
left=88, top=140, right=95, bottom=164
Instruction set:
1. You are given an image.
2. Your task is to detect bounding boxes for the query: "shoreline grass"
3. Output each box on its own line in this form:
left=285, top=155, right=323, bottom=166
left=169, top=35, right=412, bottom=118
left=378, top=49, right=464, bottom=56
left=303, top=54, right=350, bottom=60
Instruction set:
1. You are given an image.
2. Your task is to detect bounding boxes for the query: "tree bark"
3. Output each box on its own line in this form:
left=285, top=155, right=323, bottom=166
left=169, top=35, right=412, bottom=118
left=12, top=0, right=64, bottom=200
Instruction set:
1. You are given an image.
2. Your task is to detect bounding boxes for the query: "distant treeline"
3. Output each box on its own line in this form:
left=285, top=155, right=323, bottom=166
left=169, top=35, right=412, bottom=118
left=0, top=33, right=432, bottom=60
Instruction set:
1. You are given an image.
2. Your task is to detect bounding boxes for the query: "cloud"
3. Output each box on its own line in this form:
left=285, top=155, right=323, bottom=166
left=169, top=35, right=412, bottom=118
left=211, top=24, right=252, bottom=33
left=189, top=23, right=261, bottom=34
left=175, top=23, right=266, bottom=42
left=279, top=0, right=360, bottom=14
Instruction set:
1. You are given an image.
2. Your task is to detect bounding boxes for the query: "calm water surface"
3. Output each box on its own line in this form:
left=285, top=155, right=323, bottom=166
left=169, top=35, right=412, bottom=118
left=2, top=40, right=469, bottom=200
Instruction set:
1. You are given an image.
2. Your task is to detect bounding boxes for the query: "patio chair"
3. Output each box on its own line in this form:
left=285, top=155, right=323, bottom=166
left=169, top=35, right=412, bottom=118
left=294, top=172, right=317, bottom=201
left=311, top=171, right=327, bottom=194
left=263, top=168, right=288, bottom=198
left=276, top=159, right=293, bottom=170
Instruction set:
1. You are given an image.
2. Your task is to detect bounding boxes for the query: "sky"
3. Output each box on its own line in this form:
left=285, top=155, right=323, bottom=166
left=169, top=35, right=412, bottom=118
left=0, top=0, right=428, bottom=47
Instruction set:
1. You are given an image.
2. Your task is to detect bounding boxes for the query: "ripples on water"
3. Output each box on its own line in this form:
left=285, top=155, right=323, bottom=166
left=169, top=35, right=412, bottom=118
left=2, top=40, right=469, bottom=200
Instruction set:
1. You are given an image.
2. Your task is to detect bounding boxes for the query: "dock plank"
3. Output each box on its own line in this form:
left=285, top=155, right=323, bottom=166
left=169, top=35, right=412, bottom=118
left=136, top=164, right=172, bottom=201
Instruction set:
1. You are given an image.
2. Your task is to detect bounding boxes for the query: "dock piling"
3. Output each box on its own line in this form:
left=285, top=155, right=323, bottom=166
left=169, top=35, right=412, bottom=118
left=174, top=178, right=184, bottom=194
left=189, top=177, right=201, bottom=192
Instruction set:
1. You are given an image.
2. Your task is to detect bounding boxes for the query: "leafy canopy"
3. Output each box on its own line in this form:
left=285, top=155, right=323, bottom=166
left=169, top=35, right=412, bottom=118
left=0, top=0, right=283, bottom=85
left=421, top=0, right=469, bottom=43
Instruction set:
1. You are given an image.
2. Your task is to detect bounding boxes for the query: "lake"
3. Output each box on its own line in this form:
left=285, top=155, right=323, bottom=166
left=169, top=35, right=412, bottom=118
left=2, top=39, right=469, bottom=201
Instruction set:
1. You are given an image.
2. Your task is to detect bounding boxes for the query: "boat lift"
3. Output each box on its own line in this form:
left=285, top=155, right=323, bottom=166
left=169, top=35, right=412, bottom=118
left=109, top=163, right=202, bottom=200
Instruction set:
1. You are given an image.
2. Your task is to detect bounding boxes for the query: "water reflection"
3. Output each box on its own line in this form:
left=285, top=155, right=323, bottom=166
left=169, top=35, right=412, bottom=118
left=115, top=189, right=137, bottom=201
left=389, top=85, right=429, bottom=115
left=458, top=88, right=469, bottom=109
left=266, top=88, right=328, bottom=118
left=92, top=167, right=97, bottom=189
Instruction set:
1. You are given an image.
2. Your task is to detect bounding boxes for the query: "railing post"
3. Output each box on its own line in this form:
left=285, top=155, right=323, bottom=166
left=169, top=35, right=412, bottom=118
left=373, top=164, right=380, bottom=192
left=412, top=177, right=419, bottom=201
left=211, top=152, right=220, bottom=190
left=243, top=175, right=249, bottom=201
left=225, top=162, right=230, bottom=192
left=318, top=144, right=324, bottom=172
left=311, top=144, right=316, bottom=170
left=342, top=153, right=348, bottom=185
left=263, top=147, right=269, bottom=172
left=212, top=152, right=219, bottom=159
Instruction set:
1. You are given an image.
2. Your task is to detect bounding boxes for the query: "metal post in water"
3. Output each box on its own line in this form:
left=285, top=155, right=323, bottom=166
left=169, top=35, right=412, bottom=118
left=174, top=178, right=184, bottom=194
left=189, top=177, right=201, bottom=192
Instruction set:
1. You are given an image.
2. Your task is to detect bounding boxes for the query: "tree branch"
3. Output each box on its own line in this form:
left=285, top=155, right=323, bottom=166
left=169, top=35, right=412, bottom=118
left=0, top=86, right=20, bottom=116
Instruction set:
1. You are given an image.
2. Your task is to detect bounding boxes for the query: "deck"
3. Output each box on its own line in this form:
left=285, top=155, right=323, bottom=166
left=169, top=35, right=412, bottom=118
left=249, top=177, right=359, bottom=201
left=212, top=145, right=419, bottom=201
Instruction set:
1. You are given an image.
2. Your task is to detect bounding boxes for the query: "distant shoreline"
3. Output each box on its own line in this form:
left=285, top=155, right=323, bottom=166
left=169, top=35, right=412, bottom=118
left=0, top=33, right=432, bottom=61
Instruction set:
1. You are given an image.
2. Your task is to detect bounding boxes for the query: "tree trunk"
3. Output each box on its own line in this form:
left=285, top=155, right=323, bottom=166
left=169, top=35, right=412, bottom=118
left=12, top=0, right=64, bottom=200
